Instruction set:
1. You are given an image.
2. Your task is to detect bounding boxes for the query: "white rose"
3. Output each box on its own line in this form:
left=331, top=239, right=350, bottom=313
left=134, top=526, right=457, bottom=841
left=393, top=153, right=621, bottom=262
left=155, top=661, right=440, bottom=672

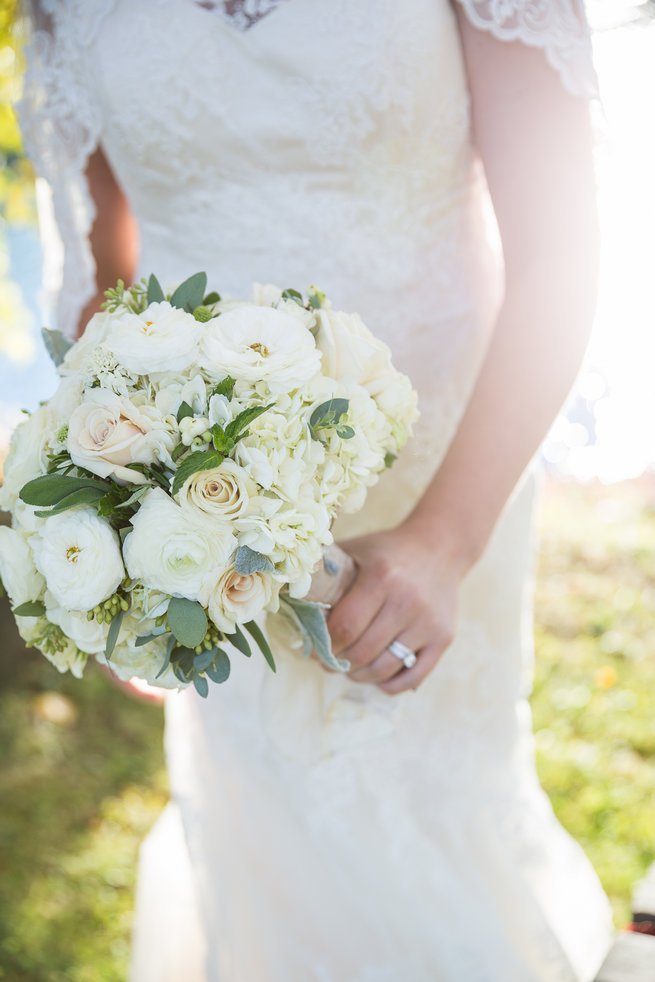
left=123, top=488, right=235, bottom=599
left=179, top=459, right=255, bottom=520
left=203, top=567, right=280, bottom=634
left=67, top=388, right=175, bottom=484
left=60, top=310, right=113, bottom=374
left=315, top=309, right=393, bottom=388
left=46, top=602, right=109, bottom=654
left=201, top=305, right=322, bottom=392
left=0, top=526, right=45, bottom=606
left=32, top=508, right=125, bottom=611
left=106, top=301, right=202, bottom=374
left=0, top=406, right=55, bottom=512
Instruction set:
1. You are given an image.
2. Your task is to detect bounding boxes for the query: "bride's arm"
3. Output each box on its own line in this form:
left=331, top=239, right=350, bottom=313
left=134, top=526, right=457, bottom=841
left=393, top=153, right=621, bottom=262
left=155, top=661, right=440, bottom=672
left=327, top=17, right=598, bottom=692
left=75, top=147, right=139, bottom=338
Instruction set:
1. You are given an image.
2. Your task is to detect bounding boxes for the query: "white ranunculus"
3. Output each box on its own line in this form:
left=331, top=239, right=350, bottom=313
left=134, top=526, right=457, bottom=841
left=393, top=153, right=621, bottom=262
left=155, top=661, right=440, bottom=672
left=46, top=602, right=109, bottom=654
left=201, top=305, right=321, bottom=392
left=202, top=567, right=280, bottom=633
left=106, top=301, right=202, bottom=374
left=179, top=459, right=255, bottom=520
left=123, top=488, right=235, bottom=600
left=315, top=308, right=393, bottom=388
left=32, top=508, right=125, bottom=611
left=67, top=388, right=175, bottom=484
left=0, top=526, right=45, bottom=606
left=60, top=310, right=113, bottom=373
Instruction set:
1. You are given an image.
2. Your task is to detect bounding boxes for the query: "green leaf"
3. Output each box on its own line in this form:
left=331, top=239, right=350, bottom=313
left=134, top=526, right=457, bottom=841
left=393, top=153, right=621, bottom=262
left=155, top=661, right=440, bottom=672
left=171, top=450, right=224, bottom=497
left=42, top=327, right=73, bottom=367
left=105, top=608, right=125, bottom=661
left=206, top=650, right=231, bottom=683
left=309, top=398, right=350, bottom=441
left=210, top=423, right=231, bottom=454
left=225, top=624, right=251, bottom=658
left=336, top=425, right=355, bottom=440
left=281, top=288, right=304, bottom=306
left=169, top=272, right=207, bottom=312
left=224, top=403, right=273, bottom=443
left=202, top=291, right=221, bottom=305
left=12, top=600, right=46, bottom=617
left=384, top=452, right=397, bottom=469
left=115, top=486, right=150, bottom=510
left=134, top=630, right=168, bottom=647
left=209, top=376, right=235, bottom=400
left=171, top=443, right=187, bottom=463
left=146, top=274, right=166, bottom=304
left=193, top=674, right=209, bottom=698
left=167, top=597, right=208, bottom=649
left=176, top=401, right=194, bottom=423
left=234, top=545, right=275, bottom=575
left=20, top=474, right=109, bottom=507
left=155, top=635, right=177, bottom=679
left=193, top=647, right=217, bottom=672
left=34, top=486, right=106, bottom=518
left=282, top=595, right=350, bottom=672
left=243, top=620, right=276, bottom=673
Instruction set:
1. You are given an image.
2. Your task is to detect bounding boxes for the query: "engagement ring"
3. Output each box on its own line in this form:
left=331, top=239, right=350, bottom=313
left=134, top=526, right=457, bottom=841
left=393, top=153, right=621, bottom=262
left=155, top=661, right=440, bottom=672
left=388, top=640, right=417, bottom=669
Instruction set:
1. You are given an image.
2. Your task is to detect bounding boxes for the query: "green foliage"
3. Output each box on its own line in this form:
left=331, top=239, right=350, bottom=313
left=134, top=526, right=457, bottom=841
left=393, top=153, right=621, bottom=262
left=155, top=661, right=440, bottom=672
left=234, top=545, right=275, bottom=575
left=41, top=328, right=73, bottom=367
left=166, top=597, right=208, bottom=649
left=170, top=449, right=224, bottom=496
left=309, top=398, right=354, bottom=441
left=243, top=619, right=276, bottom=672
left=281, top=594, right=350, bottom=672
left=169, top=272, right=207, bottom=312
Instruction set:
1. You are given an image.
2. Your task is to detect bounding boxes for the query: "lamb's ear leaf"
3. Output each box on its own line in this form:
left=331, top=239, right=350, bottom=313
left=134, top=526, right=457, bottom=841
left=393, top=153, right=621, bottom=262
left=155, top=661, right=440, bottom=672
left=167, top=597, right=208, bottom=649
left=243, top=620, right=276, bottom=672
left=42, top=327, right=73, bottom=367
left=146, top=274, right=166, bottom=304
left=281, top=595, right=350, bottom=672
left=169, top=272, right=207, bottom=312
left=234, top=545, right=275, bottom=575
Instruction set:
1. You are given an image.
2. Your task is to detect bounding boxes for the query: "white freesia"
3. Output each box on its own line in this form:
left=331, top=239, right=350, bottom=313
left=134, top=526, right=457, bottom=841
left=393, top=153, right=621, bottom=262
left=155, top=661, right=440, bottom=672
left=0, top=526, right=45, bottom=606
left=106, top=301, right=202, bottom=374
left=201, top=305, right=321, bottom=392
left=32, top=508, right=125, bottom=611
left=124, top=488, right=235, bottom=599
left=179, top=459, right=255, bottom=520
left=202, top=567, right=280, bottom=633
left=67, top=388, right=175, bottom=484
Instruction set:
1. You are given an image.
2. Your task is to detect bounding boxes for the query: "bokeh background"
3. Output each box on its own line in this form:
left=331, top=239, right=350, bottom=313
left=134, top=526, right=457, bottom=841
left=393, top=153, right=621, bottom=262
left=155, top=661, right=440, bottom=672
left=0, top=2, right=654, bottom=980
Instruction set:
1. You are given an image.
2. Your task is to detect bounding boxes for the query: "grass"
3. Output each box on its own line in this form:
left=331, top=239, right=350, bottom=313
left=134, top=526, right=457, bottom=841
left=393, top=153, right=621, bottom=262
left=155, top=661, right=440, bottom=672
left=1, top=476, right=654, bottom=979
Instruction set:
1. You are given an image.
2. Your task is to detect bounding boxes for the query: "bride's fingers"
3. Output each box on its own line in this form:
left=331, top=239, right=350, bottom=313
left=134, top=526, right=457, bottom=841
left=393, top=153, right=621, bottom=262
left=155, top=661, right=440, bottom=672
left=347, top=620, right=425, bottom=682
left=378, top=643, right=443, bottom=695
left=326, top=563, right=389, bottom=656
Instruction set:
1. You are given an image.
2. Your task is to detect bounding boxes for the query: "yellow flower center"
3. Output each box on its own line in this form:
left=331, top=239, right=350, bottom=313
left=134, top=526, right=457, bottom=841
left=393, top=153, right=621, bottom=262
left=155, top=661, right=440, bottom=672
left=66, top=546, right=81, bottom=563
left=248, top=342, right=269, bottom=357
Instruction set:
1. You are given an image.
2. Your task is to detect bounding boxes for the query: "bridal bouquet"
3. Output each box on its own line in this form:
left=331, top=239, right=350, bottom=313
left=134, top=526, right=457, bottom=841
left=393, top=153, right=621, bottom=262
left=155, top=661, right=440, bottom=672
left=0, top=274, right=418, bottom=695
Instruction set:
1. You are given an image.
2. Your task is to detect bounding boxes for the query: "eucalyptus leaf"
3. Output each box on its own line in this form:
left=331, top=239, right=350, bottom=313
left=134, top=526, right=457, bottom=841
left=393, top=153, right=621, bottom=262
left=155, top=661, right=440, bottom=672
left=169, top=272, right=207, bottom=312
left=243, top=620, right=276, bottom=672
left=167, top=597, right=208, bottom=648
left=20, top=474, right=109, bottom=507
left=309, top=398, right=350, bottom=441
left=42, top=327, right=73, bottom=367
left=105, top=608, right=125, bottom=661
left=203, top=291, right=221, bottom=305
left=193, top=647, right=217, bottom=671
left=171, top=450, right=224, bottom=497
left=134, top=630, right=168, bottom=647
left=12, top=600, right=46, bottom=617
left=146, top=274, right=166, bottom=304
left=155, top=635, right=177, bottom=679
left=193, top=674, right=209, bottom=698
left=234, top=545, right=275, bottom=575
left=206, top=650, right=231, bottom=683
left=281, top=288, right=304, bottom=305
left=282, top=595, right=350, bottom=672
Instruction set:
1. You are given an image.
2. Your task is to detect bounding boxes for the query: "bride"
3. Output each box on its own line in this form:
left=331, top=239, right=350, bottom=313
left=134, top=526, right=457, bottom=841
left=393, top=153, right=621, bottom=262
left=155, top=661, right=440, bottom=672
left=18, top=0, right=614, bottom=979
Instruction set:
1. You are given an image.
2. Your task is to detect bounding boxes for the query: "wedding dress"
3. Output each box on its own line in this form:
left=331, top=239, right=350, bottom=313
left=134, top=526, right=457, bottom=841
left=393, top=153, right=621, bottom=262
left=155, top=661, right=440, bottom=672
left=19, top=1, right=614, bottom=979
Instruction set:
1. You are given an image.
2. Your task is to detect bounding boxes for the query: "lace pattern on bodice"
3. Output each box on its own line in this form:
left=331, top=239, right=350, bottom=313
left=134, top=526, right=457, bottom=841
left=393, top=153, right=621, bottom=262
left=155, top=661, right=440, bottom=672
left=194, top=0, right=286, bottom=31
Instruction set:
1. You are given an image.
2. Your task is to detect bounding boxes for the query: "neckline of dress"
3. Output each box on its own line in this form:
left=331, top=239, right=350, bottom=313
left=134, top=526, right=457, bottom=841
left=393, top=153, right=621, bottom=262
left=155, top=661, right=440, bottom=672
left=190, top=0, right=289, bottom=32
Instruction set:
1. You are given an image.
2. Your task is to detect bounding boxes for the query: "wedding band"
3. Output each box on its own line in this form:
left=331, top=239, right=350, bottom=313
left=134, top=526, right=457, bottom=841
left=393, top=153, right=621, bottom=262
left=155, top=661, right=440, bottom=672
left=388, top=640, right=417, bottom=669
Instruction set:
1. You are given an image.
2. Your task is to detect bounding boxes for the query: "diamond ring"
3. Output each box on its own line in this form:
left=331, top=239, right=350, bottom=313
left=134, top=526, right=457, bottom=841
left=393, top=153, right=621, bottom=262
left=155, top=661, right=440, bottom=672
left=388, top=640, right=417, bottom=669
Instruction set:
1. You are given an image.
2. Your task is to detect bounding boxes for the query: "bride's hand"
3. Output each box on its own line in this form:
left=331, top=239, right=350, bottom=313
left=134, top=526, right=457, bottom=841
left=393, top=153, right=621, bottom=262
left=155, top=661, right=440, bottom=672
left=326, top=520, right=468, bottom=694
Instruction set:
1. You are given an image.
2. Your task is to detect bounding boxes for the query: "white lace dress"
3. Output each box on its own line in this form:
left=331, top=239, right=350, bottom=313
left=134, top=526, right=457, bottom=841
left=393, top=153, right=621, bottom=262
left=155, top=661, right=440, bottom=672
left=19, top=1, right=614, bottom=979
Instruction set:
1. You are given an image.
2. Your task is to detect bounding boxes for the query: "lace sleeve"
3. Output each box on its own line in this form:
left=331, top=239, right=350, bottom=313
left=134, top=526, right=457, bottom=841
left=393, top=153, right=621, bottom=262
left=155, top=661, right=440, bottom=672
left=17, top=1, right=114, bottom=337
left=453, top=0, right=598, bottom=99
